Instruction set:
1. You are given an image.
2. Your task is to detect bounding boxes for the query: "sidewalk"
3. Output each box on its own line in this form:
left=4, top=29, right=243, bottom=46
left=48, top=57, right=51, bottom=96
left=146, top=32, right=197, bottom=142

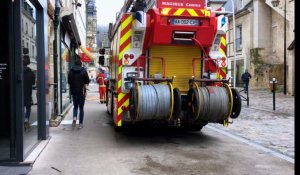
left=210, top=88, right=295, bottom=158
left=28, top=90, right=121, bottom=175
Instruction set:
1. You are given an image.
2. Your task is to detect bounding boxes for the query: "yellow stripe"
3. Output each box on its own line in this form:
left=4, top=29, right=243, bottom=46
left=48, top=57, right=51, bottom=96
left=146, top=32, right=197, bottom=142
left=174, top=8, right=185, bottom=16
left=201, top=9, right=211, bottom=17
left=123, top=99, right=129, bottom=107
left=118, top=80, right=122, bottom=89
left=118, top=92, right=125, bottom=101
left=120, top=29, right=132, bottom=46
left=187, top=9, right=198, bottom=17
left=206, top=10, right=211, bottom=17
left=118, top=66, right=122, bottom=74
left=219, top=48, right=226, bottom=56
left=119, top=44, right=132, bottom=60
left=221, top=37, right=227, bottom=46
left=117, top=99, right=129, bottom=116
left=117, top=107, right=123, bottom=116
left=117, top=120, right=122, bottom=126
left=132, top=19, right=136, bottom=27
left=222, top=68, right=227, bottom=74
left=200, top=9, right=205, bottom=15
left=161, top=8, right=172, bottom=15
left=121, top=15, right=133, bottom=29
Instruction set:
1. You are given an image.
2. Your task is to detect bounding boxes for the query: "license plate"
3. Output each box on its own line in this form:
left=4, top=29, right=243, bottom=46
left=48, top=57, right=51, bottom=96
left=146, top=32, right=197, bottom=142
left=172, top=19, right=199, bottom=26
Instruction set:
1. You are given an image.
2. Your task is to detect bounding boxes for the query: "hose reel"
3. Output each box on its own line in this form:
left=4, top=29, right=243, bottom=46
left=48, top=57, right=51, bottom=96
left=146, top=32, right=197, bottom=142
left=130, top=83, right=175, bottom=121
left=187, top=84, right=234, bottom=123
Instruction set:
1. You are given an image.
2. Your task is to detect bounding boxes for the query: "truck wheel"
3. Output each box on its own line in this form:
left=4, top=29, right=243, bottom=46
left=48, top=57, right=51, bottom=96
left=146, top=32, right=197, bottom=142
left=130, top=88, right=138, bottom=120
left=173, top=88, right=181, bottom=119
left=187, top=88, right=199, bottom=120
left=230, top=88, right=242, bottom=119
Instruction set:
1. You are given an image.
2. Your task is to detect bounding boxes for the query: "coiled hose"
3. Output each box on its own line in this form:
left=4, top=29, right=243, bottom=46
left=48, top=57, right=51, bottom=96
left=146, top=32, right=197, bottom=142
left=137, top=84, right=172, bottom=120
left=191, top=86, right=231, bottom=123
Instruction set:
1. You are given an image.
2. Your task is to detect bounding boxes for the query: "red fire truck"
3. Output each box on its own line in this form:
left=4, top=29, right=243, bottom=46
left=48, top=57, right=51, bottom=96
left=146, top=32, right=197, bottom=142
left=107, top=0, right=241, bottom=131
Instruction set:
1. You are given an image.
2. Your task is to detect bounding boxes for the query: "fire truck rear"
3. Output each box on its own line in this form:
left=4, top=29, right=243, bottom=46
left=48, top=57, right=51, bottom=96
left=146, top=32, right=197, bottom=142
left=106, top=0, right=241, bottom=131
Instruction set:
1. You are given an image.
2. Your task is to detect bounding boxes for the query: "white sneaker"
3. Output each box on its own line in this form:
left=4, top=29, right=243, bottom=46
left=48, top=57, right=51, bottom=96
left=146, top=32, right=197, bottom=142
left=72, top=120, right=76, bottom=128
left=78, top=124, right=83, bottom=129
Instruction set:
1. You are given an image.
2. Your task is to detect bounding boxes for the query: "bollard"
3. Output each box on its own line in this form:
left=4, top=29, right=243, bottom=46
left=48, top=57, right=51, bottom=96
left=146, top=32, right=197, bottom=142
left=246, top=88, right=249, bottom=107
left=270, top=78, right=277, bottom=111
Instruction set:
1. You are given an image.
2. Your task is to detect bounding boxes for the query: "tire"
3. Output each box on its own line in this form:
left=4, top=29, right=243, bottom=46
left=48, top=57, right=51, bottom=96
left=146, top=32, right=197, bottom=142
left=129, top=88, right=138, bottom=120
left=173, top=88, right=182, bottom=119
left=230, top=88, right=242, bottom=119
left=187, top=88, right=199, bottom=120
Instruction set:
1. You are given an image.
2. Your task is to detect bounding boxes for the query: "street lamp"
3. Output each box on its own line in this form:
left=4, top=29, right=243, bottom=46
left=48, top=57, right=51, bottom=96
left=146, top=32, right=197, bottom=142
left=271, top=0, right=287, bottom=95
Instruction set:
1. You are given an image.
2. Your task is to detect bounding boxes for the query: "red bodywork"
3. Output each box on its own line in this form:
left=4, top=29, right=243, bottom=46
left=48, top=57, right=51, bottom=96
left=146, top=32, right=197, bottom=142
left=143, top=8, right=217, bottom=48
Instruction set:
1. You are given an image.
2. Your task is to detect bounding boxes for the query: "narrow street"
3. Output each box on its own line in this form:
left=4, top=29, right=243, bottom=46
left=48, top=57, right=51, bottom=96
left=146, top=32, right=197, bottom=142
left=27, top=84, right=294, bottom=175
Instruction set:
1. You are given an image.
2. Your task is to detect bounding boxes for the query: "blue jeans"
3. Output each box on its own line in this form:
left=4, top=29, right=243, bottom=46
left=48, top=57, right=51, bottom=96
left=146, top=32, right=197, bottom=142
left=24, top=104, right=31, bottom=121
left=243, top=81, right=249, bottom=92
left=72, top=95, right=85, bottom=124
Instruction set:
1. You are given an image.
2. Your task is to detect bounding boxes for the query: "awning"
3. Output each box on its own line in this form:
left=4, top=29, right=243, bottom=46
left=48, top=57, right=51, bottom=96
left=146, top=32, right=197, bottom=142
left=79, top=45, right=96, bottom=62
left=61, top=10, right=81, bottom=46
left=62, top=48, right=69, bottom=62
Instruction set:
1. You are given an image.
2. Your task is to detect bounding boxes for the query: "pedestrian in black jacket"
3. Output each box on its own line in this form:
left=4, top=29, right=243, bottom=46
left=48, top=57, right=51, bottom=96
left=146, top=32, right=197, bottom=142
left=68, top=59, right=90, bottom=129
left=23, top=55, right=35, bottom=129
left=241, top=69, right=251, bottom=93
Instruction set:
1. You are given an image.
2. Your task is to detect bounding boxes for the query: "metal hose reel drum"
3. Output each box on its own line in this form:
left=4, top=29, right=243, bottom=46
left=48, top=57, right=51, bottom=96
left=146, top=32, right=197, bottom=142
left=130, top=83, right=175, bottom=121
left=188, top=84, right=234, bottom=123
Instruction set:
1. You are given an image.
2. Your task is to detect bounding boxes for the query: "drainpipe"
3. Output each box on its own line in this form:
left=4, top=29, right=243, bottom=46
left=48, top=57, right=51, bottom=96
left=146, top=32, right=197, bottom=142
left=52, top=0, right=61, bottom=119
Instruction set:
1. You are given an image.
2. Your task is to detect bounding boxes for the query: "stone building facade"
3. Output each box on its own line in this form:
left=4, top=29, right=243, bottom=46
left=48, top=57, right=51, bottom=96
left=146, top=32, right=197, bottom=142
left=226, top=0, right=294, bottom=95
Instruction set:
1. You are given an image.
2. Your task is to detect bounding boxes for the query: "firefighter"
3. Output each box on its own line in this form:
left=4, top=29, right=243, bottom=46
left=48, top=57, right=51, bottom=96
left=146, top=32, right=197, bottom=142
left=96, top=68, right=107, bottom=103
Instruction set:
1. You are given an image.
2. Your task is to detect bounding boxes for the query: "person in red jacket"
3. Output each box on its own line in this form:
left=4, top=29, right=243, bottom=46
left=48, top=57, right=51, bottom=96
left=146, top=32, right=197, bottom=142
left=96, top=69, right=107, bottom=104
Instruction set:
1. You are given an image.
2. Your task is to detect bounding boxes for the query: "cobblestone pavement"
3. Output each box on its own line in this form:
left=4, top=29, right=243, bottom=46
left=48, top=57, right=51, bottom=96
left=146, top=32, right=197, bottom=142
left=210, top=88, right=295, bottom=158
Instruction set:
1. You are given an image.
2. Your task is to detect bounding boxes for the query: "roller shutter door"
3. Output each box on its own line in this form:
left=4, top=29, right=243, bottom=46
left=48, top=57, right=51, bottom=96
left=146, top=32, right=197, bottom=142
left=149, top=45, right=202, bottom=93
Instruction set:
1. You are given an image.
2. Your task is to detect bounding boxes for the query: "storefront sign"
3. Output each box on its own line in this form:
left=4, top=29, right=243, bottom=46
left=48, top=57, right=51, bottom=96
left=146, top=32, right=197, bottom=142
left=0, top=62, right=8, bottom=80
left=157, top=0, right=205, bottom=9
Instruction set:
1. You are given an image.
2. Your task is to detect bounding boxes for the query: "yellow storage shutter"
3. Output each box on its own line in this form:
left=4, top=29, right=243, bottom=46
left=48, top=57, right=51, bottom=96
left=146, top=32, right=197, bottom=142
left=149, top=45, right=202, bottom=93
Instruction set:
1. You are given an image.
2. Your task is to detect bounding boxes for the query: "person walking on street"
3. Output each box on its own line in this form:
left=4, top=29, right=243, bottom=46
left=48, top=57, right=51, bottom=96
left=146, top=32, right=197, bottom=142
left=241, top=69, right=252, bottom=93
left=96, top=68, right=107, bottom=104
left=68, top=58, right=90, bottom=129
left=23, top=55, right=35, bottom=130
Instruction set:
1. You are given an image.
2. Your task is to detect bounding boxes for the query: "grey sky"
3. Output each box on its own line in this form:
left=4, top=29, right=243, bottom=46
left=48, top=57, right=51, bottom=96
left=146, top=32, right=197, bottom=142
left=96, top=0, right=124, bottom=26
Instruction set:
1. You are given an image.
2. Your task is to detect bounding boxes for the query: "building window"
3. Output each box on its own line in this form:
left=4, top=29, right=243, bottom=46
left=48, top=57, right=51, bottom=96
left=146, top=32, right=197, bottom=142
left=25, top=22, right=28, bottom=34
left=32, top=27, right=34, bottom=38
left=272, top=26, right=277, bottom=52
left=32, top=45, right=35, bottom=57
left=236, top=25, right=242, bottom=51
left=26, top=42, right=29, bottom=55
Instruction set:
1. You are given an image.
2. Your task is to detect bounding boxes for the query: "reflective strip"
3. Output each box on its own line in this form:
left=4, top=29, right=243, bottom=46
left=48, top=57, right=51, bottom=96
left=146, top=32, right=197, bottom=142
left=187, top=9, right=199, bottom=17
left=120, top=29, right=132, bottom=46
left=161, top=8, right=172, bottom=15
left=201, top=9, right=211, bottom=17
left=118, top=93, right=125, bottom=101
left=174, top=8, right=185, bottom=16
left=219, top=48, right=226, bottom=56
left=121, top=15, right=133, bottom=29
left=117, top=120, right=122, bottom=126
left=119, top=44, right=132, bottom=61
left=221, top=36, right=227, bottom=46
left=116, top=15, right=133, bottom=127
